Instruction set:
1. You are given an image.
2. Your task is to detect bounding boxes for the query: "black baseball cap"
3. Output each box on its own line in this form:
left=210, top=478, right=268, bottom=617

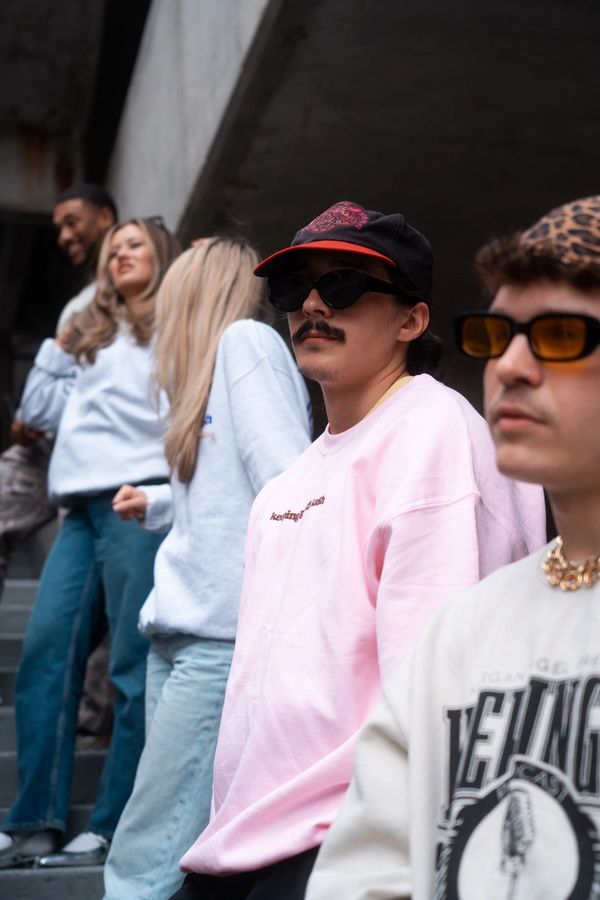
left=254, top=200, right=433, bottom=302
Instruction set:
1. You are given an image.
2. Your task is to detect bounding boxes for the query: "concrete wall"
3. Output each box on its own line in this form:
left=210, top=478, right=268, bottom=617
left=0, top=131, right=83, bottom=215
left=106, top=0, right=271, bottom=231
left=104, top=0, right=600, bottom=413
left=0, top=0, right=104, bottom=214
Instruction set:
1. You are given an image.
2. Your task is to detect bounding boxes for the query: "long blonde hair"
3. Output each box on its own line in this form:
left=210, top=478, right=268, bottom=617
left=154, top=236, right=265, bottom=483
left=64, top=218, right=181, bottom=363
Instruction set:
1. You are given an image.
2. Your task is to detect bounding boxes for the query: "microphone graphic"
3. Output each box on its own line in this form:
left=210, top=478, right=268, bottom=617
left=500, top=786, right=535, bottom=900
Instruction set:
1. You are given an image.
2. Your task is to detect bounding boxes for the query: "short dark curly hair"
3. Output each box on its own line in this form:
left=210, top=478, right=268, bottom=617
left=475, top=194, right=600, bottom=299
left=475, top=233, right=600, bottom=298
left=54, top=183, right=118, bottom=220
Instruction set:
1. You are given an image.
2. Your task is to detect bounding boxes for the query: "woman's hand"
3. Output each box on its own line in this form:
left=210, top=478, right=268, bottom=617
left=112, top=485, right=148, bottom=522
left=56, top=320, right=79, bottom=351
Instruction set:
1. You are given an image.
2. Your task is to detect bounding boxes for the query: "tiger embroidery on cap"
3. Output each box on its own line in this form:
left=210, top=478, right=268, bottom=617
left=521, top=195, right=600, bottom=266
left=297, top=201, right=369, bottom=237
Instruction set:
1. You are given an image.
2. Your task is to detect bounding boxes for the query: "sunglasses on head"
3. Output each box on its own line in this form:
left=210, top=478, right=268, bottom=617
left=455, top=311, right=600, bottom=362
left=266, top=269, right=409, bottom=312
left=146, top=215, right=168, bottom=232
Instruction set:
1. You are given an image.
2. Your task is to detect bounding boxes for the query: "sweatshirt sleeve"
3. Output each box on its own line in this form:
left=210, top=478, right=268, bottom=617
left=306, top=680, right=412, bottom=900
left=19, top=339, right=78, bottom=432
left=227, top=331, right=312, bottom=493
left=142, top=483, right=174, bottom=532
left=371, top=494, right=481, bottom=682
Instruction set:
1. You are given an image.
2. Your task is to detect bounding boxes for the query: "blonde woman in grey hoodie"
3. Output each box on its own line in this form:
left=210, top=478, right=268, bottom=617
left=103, top=237, right=312, bottom=900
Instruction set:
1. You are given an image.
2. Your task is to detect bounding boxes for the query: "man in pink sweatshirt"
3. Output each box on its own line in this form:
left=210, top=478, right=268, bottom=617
left=170, top=201, right=546, bottom=900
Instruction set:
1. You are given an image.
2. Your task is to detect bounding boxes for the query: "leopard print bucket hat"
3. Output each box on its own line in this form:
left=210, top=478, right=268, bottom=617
left=520, top=195, right=600, bottom=267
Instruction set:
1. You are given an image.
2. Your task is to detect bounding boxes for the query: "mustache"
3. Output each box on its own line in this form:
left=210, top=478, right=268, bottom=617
left=292, top=319, right=346, bottom=344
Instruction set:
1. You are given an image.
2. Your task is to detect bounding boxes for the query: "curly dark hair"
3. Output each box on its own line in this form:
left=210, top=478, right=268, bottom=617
left=55, top=183, right=118, bottom=219
left=475, top=233, right=600, bottom=298
left=475, top=195, right=600, bottom=298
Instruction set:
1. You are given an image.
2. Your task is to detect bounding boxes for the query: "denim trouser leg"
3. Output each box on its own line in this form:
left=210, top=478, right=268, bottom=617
left=103, top=636, right=235, bottom=900
left=87, top=497, right=163, bottom=838
left=1, top=495, right=163, bottom=838
left=1, top=507, right=104, bottom=833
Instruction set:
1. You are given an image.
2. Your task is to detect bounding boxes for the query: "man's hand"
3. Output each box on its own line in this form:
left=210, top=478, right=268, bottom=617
left=10, top=418, right=45, bottom=447
left=112, top=485, right=148, bottom=522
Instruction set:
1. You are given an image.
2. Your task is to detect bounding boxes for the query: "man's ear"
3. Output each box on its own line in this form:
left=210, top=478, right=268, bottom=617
left=97, top=206, right=116, bottom=231
left=398, top=301, right=430, bottom=343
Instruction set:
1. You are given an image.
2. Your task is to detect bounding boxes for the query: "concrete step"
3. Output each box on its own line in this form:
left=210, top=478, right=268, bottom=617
left=0, top=668, right=16, bottom=706
left=0, top=804, right=93, bottom=844
left=0, top=751, right=106, bottom=807
left=0, top=635, right=22, bottom=668
left=0, top=713, right=110, bottom=754
left=0, top=604, right=31, bottom=634
left=0, top=708, right=15, bottom=750
left=3, top=551, right=41, bottom=581
left=2, top=580, right=38, bottom=607
left=6, top=520, right=57, bottom=583
left=0, top=864, right=104, bottom=899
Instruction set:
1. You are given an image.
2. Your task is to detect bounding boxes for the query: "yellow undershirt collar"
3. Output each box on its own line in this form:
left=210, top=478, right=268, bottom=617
left=367, top=374, right=414, bottom=416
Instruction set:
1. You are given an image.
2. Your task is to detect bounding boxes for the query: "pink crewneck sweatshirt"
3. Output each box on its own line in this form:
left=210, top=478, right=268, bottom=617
left=180, top=374, right=546, bottom=875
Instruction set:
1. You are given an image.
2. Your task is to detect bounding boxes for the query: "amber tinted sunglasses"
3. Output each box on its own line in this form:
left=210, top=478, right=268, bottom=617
left=455, top=311, right=600, bottom=362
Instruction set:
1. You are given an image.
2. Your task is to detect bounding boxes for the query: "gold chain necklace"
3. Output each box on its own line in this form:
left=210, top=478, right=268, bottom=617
left=542, top=536, right=600, bottom=591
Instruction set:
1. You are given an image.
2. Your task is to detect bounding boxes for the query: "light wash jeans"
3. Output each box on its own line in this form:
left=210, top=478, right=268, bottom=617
left=1, top=496, right=163, bottom=838
left=103, top=634, right=235, bottom=900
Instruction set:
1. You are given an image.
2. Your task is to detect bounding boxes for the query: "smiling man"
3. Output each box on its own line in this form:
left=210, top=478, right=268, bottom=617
left=8, top=183, right=116, bottom=449
left=51, top=183, right=118, bottom=328
left=170, top=202, right=546, bottom=900
left=0, top=184, right=117, bottom=803
left=305, top=195, right=600, bottom=900
left=1, top=184, right=117, bottom=593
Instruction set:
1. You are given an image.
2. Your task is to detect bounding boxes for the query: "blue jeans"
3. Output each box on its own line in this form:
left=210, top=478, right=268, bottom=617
left=1, top=494, right=163, bottom=838
left=103, top=635, right=235, bottom=900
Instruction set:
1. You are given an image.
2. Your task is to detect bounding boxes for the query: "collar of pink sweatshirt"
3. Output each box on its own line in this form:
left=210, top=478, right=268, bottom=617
left=180, top=374, right=546, bottom=875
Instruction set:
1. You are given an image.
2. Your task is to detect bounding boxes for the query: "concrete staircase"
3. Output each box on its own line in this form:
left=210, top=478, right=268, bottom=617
left=0, top=549, right=105, bottom=899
